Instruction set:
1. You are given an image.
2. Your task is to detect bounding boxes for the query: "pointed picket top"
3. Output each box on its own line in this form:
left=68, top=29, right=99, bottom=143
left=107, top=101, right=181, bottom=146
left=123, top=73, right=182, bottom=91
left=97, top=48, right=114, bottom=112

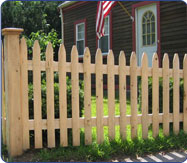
left=162, top=53, right=169, bottom=136
left=46, top=42, right=53, bottom=55
left=107, top=50, right=114, bottom=65
left=20, top=36, right=29, bottom=150
left=141, top=52, right=148, bottom=66
left=83, top=47, right=91, bottom=63
left=71, top=45, right=80, bottom=146
left=33, top=40, right=40, bottom=65
left=152, top=53, right=159, bottom=68
left=173, top=53, right=179, bottom=135
left=20, top=37, right=28, bottom=61
left=130, top=52, right=137, bottom=66
left=95, top=48, right=104, bottom=144
left=184, top=54, right=187, bottom=66
left=141, top=52, right=148, bottom=139
left=46, top=42, right=53, bottom=68
left=83, top=47, right=91, bottom=145
left=33, top=40, right=40, bottom=49
left=58, top=43, right=67, bottom=147
left=173, top=53, right=179, bottom=68
left=71, top=45, right=78, bottom=62
left=130, top=51, right=137, bottom=139
left=96, top=48, right=102, bottom=64
left=33, top=40, right=40, bottom=59
left=119, top=51, right=126, bottom=66
left=20, top=37, right=27, bottom=50
left=163, top=53, right=169, bottom=67
left=58, top=44, right=66, bottom=64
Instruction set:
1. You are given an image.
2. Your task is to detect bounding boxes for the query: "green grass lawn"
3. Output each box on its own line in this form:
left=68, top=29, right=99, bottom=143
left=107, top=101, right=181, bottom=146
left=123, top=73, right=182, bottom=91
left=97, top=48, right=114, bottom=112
left=89, top=96, right=132, bottom=116
left=82, top=96, right=148, bottom=142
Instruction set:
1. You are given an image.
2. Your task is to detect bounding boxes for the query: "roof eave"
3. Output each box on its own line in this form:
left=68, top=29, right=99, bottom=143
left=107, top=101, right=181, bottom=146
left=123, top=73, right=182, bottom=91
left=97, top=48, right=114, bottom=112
left=58, top=1, right=77, bottom=9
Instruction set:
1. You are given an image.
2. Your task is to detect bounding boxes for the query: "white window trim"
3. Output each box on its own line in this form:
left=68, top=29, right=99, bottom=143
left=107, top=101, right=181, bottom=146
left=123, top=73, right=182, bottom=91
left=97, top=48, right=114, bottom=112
left=98, top=15, right=110, bottom=56
left=76, top=22, right=85, bottom=57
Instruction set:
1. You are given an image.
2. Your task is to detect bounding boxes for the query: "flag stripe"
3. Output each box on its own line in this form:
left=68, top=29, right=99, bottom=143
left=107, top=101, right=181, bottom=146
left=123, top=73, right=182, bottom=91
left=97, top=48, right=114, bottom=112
left=96, top=1, right=117, bottom=39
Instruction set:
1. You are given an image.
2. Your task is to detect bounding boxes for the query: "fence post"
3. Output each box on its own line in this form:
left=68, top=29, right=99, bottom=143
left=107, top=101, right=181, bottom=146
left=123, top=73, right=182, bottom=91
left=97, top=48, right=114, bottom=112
left=2, top=28, right=23, bottom=157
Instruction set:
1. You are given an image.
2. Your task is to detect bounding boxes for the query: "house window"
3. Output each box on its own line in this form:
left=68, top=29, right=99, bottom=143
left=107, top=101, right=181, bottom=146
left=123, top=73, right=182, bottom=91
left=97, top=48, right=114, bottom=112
left=75, top=21, right=86, bottom=56
left=142, top=11, right=156, bottom=46
left=98, top=15, right=110, bottom=54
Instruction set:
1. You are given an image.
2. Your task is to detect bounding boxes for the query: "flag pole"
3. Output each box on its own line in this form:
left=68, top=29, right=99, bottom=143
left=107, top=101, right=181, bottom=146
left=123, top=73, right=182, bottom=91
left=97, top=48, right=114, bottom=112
left=117, top=1, right=134, bottom=22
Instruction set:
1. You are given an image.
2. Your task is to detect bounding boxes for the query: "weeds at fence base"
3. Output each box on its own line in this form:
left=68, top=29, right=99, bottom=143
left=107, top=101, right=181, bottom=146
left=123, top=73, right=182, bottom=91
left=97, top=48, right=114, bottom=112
left=4, top=131, right=186, bottom=162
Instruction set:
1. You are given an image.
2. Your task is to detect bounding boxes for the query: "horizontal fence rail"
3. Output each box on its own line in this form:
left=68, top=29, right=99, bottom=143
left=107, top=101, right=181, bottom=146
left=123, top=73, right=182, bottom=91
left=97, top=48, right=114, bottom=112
left=2, top=28, right=187, bottom=157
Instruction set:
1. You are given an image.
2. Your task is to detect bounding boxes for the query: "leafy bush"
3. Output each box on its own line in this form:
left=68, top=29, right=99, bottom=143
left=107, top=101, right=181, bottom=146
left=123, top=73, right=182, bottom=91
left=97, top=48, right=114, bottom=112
left=29, top=76, right=84, bottom=119
left=25, top=29, right=61, bottom=61
left=138, top=78, right=184, bottom=113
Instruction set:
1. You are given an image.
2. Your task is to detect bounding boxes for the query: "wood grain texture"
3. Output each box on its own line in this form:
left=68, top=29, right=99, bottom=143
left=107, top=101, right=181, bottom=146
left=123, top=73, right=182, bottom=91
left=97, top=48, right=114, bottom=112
left=71, top=46, right=80, bottom=146
left=20, top=38, right=30, bottom=150
left=173, top=54, right=179, bottom=134
left=46, top=43, right=55, bottom=148
left=84, top=47, right=92, bottom=145
left=152, top=53, right=159, bottom=138
left=26, top=61, right=184, bottom=78
left=163, top=53, right=170, bottom=136
left=119, top=51, right=127, bottom=139
left=58, top=44, right=68, bottom=147
left=96, top=49, right=104, bottom=144
left=4, top=33, right=23, bottom=156
left=28, top=113, right=185, bottom=130
left=130, top=52, right=137, bottom=139
left=33, top=41, right=43, bottom=148
left=141, top=53, right=148, bottom=139
left=183, top=54, right=187, bottom=132
left=2, top=42, right=6, bottom=145
left=107, top=50, right=115, bottom=140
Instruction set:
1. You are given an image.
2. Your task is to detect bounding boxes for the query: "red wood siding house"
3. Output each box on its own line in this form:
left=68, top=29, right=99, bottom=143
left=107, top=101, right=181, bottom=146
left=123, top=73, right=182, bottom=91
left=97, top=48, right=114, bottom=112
left=58, top=1, right=187, bottom=68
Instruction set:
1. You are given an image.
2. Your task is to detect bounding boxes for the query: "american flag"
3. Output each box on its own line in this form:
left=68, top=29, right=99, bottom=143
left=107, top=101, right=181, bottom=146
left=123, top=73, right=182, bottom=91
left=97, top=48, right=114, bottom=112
left=96, top=1, right=117, bottom=39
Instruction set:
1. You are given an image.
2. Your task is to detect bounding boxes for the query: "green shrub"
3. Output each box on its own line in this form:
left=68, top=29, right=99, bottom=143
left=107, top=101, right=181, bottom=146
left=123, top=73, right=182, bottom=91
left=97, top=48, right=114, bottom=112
left=28, top=76, right=84, bottom=119
left=138, top=78, right=184, bottom=113
left=25, top=29, right=61, bottom=61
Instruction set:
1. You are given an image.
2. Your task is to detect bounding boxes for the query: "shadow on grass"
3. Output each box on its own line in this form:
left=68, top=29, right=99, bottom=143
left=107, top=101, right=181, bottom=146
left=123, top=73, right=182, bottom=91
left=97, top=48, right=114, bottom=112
left=30, top=130, right=187, bottom=162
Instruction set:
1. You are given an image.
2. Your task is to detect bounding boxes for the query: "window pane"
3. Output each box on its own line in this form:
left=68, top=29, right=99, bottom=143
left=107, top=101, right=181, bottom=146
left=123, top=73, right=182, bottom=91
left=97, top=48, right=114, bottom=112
left=143, top=24, right=146, bottom=34
left=145, top=13, right=147, bottom=19
left=98, top=15, right=110, bottom=53
left=78, top=24, right=84, bottom=33
left=77, top=40, right=84, bottom=56
left=152, top=22, right=155, bottom=33
left=143, top=35, right=146, bottom=46
left=148, top=11, right=152, bottom=18
left=143, top=17, right=146, bottom=23
left=77, top=24, right=85, bottom=40
left=147, top=34, right=150, bottom=45
left=152, top=34, right=155, bottom=44
left=78, top=31, right=84, bottom=40
left=104, top=17, right=109, bottom=34
left=151, top=15, right=155, bottom=22
left=142, top=11, right=155, bottom=46
left=99, top=36, right=109, bottom=53
left=147, top=23, right=150, bottom=34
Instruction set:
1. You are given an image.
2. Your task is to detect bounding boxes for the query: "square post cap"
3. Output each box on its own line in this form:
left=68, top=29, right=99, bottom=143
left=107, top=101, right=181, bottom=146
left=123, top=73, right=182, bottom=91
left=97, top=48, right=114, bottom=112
left=2, top=28, right=24, bottom=36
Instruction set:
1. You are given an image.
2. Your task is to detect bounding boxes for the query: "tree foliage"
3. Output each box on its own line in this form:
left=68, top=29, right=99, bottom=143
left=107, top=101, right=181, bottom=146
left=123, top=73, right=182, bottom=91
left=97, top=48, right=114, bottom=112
left=1, top=1, right=62, bottom=37
left=25, top=29, right=61, bottom=61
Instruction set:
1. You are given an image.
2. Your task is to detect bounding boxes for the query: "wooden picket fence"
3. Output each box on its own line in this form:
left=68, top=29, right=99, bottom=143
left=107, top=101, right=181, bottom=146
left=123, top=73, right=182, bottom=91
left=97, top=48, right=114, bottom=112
left=2, top=28, right=187, bottom=157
